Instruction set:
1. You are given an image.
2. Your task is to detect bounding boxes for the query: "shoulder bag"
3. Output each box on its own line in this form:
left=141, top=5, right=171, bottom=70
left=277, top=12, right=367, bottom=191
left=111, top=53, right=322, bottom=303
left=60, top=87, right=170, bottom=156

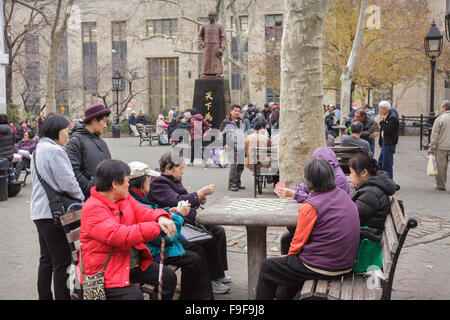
left=79, top=247, right=114, bottom=300
left=33, top=151, right=82, bottom=226
left=179, top=219, right=213, bottom=244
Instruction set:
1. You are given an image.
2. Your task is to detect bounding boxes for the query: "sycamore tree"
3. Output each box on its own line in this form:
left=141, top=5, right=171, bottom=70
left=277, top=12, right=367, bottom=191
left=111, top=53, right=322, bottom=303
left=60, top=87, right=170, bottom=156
left=279, top=0, right=329, bottom=186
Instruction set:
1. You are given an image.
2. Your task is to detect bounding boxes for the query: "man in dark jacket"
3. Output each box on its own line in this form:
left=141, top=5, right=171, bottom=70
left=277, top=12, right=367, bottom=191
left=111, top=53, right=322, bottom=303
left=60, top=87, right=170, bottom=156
left=353, top=108, right=377, bottom=154
left=377, top=101, right=399, bottom=179
left=137, top=110, right=148, bottom=125
left=220, top=104, right=246, bottom=191
left=64, top=104, right=112, bottom=199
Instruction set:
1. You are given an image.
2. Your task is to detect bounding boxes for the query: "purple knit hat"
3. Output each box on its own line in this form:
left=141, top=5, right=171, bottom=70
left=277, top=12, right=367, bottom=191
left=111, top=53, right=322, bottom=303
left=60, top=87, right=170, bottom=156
left=83, top=104, right=111, bottom=123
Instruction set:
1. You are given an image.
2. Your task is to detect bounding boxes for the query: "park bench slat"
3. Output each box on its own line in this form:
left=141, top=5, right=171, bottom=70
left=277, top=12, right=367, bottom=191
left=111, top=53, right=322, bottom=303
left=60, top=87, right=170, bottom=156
left=300, top=280, right=315, bottom=299
left=66, top=227, right=80, bottom=244
left=314, top=279, right=329, bottom=298
left=60, top=210, right=82, bottom=226
left=327, top=278, right=342, bottom=300
left=352, top=276, right=364, bottom=300
left=384, top=214, right=399, bottom=254
left=340, top=274, right=353, bottom=300
left=381, top=232, right=393, bottom=275
left=390, top=197, right=406, bottom=235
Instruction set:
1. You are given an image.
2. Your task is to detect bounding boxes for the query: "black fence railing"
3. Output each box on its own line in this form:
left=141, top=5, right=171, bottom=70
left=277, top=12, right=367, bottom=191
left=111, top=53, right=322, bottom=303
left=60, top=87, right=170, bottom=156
left=399, top=114, right=435, bottom=150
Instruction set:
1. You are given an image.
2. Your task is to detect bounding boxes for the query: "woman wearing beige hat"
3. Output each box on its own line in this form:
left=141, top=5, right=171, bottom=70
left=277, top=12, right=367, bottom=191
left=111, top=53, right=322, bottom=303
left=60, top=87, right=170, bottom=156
left=128, top=161, right=213, bottom=300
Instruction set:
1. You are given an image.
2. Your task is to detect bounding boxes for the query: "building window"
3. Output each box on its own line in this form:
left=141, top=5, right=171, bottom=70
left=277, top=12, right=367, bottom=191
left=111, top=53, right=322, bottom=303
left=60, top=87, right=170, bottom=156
left=24, top=27, right=40, bottom=113
left=148, top=57, right=179, bottom=111
left=82, top=22, right=97, bottom=92
left=265, top=14, right=282, bottom=104
left=146, top=19, right=178, bottom=38
left=112, top=21, right=127, bottom=92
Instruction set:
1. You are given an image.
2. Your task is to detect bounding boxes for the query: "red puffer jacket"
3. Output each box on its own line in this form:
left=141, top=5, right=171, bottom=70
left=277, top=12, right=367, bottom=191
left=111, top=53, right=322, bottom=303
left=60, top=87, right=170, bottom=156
left=77, top=187, right=171, bottom=289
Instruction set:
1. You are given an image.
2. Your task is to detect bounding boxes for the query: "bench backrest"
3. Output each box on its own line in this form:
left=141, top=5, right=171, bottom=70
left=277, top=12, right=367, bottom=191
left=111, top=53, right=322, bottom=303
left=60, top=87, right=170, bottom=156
left=330, top=146, right=364, bottom=174
left=380, top=196, right=417, bottom=299
left=249, top=146, right=278, bottom=167
left=60, top=210, right=82, bottom=264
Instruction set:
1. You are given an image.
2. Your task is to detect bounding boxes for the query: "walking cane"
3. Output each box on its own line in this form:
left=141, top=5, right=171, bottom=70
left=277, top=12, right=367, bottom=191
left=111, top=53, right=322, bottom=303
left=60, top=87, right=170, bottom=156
left=157, top=230, right=166, bottom=300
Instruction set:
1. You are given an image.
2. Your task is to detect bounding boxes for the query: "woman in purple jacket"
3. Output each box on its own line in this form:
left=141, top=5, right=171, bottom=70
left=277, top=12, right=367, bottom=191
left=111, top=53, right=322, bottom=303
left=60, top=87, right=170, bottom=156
left=256, top=158, right=359, bottom=300
left=277, top=146, right=351, bottom=255
left=14, top=130, right=37, bottom=179
left=148, top=151, right=232, bottom=294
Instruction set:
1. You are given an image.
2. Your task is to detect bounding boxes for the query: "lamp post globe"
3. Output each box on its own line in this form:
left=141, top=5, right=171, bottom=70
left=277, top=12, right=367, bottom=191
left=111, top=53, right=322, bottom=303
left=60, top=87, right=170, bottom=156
left=424, top=22, right=443, bottom=119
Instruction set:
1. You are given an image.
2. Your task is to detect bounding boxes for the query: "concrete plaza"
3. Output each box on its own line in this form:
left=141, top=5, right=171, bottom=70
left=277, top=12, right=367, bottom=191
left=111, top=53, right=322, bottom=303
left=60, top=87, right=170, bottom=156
left=0, top=135, right=449, bottom=300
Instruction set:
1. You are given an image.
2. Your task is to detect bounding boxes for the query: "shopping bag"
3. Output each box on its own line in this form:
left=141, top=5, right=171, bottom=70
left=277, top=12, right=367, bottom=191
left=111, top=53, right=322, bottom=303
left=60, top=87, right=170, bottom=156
left=219, top=149, right=229, bottom=167
left=427, top=154, right=438, bottom=176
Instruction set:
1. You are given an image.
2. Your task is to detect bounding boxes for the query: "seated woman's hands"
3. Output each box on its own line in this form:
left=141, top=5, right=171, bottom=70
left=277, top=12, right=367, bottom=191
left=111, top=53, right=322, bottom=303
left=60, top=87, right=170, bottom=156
left=277, top=188, right=295, bottom=200
left=157, top=216, right=176, bottom=239
left=173, top=202, right=191, bottom=217
left=197, top=184, right=216, bottom=199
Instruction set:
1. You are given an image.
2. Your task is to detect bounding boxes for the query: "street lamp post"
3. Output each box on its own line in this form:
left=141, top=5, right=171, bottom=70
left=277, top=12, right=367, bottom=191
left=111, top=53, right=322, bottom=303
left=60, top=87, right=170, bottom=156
left=424, top=22, right=443, bottom=123
left=112, top=71, right=123, bottom=138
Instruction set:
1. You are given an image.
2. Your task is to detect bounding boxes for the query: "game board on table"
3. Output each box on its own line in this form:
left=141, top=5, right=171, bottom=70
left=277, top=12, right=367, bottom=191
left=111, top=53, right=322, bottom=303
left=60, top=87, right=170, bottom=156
left=223, top=198, right=288, bottom=212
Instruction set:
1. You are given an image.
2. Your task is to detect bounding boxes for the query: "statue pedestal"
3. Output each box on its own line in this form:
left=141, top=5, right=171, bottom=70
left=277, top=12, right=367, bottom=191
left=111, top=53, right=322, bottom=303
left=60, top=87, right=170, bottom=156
left=193, top=78, right=230, bottom=129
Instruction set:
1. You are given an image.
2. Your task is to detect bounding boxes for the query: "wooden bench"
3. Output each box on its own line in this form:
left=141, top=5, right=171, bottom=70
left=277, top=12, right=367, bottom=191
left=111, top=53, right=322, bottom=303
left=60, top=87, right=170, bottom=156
left=60, top=209, right=160, bottom=300
left=249, top=147, right=279, bottom=198
left=136, top=124, right=159, bottom=146
left=330, top=146, right=364, bottom=175
left=298, top=196, right=417, bottom=300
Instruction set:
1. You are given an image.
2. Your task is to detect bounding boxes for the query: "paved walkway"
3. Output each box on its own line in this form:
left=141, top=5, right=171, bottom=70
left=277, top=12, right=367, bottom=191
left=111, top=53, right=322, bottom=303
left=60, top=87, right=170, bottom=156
left=0, top=135, right=448, bottom=300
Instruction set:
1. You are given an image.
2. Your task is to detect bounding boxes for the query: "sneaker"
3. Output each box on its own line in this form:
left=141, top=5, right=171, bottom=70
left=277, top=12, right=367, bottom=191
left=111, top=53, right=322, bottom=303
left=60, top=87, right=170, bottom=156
left=217, top=274, right=232, bottom=283
left=435, top=185, right=446, bottom=191
left=211, top=280, right=230, bottom=294
left=229, top=185, right=239, bottom=192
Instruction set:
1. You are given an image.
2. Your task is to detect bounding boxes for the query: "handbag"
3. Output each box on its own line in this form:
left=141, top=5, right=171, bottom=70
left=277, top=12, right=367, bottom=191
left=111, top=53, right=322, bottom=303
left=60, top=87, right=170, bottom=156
left=79, top=247, right=114, bottom=300
left=353, top=226, right=383, bottom=274
left=179, top=220, right=213, bottom=244
left=33, top=152, right=81, bottom=226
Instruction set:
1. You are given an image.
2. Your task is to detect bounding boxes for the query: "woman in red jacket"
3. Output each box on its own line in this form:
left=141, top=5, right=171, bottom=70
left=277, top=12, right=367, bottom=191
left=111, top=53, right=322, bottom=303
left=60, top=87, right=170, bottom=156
left=78, top=159, right=178, bottom=300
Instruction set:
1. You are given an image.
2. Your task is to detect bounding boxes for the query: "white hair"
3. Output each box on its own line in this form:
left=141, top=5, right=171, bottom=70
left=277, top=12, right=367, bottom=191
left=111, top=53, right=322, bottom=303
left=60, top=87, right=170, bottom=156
left=378, top=101, right=391, bottom=110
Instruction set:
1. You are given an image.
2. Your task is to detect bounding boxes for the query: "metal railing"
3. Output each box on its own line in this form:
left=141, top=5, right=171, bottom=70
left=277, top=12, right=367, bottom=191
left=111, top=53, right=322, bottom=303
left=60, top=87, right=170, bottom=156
left=399, top=114, right=435, bottom=150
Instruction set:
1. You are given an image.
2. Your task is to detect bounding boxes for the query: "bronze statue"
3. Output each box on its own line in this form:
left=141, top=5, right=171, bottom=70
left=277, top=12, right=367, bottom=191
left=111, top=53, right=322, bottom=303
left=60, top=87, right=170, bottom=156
left=198, top=11, right=226, bottom=78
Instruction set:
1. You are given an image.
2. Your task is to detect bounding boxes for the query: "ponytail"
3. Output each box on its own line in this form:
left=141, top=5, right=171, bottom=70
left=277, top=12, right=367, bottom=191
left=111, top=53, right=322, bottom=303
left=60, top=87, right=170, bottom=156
left=349, top=149, right=379, bottom=176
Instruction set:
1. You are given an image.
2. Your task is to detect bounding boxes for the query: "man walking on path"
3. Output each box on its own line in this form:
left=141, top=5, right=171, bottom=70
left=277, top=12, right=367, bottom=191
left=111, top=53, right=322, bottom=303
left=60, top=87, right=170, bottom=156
left=378, top=101, right=399, bottom=179
left=220, top=104, right=246, bottom=191
left=428, top=100, right=450, bottom=191
left=65, top=104, right=112, bottom=199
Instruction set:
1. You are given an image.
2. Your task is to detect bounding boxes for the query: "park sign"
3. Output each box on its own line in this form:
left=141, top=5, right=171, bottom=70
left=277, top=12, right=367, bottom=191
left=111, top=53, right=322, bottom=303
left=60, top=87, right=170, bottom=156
left=192, top=78, right=230, bottom=129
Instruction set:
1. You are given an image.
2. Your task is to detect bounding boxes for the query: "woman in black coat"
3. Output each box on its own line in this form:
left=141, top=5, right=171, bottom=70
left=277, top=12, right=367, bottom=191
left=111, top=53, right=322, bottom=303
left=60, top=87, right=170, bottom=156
left=0, top=114, right=15, bottom=162
left=349, top=151, right=398, bottom=232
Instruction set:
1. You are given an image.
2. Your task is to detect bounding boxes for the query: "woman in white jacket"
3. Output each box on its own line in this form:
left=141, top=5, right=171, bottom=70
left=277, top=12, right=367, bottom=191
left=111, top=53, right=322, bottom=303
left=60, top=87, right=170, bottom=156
left=30, top=114, right=84, bottom=300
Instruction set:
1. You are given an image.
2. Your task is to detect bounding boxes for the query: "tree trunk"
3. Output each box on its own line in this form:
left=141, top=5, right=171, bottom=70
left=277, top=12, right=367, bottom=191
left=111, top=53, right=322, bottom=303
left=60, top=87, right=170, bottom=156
left=339, top=0, right=369, bottom=124
left=44, top=0, right=73, bottom=114
left=45, top=45, right=58, bottom=113
left=279, top=0, right=329, bottom=187
left=231, top=0, right=256, bottom=105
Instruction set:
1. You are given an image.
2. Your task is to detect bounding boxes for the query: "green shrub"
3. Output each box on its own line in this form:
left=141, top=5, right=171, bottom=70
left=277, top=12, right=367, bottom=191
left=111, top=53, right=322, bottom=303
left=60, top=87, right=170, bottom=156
left=6, top=104, right=21, bottom=123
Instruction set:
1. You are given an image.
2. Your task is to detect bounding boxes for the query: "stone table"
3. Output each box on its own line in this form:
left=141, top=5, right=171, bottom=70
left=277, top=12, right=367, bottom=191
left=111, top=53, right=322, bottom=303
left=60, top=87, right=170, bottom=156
left=196, top=197, right=301, bottom=299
